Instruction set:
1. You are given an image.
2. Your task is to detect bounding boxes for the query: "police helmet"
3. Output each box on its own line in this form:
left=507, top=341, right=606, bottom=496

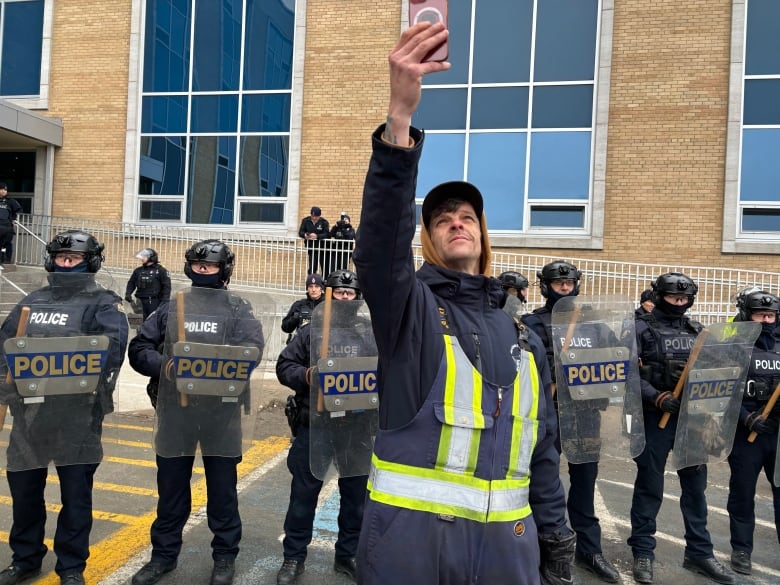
left=498, top=271, right=529, bottom=292
left=735, top=290, right=780, bottom=322
left=184, top=239, right=235, bottom=281
left=651, top=272, right=698, bottom=298
left=136, top=248, right=158, bottom=264
left=326, top=269, right=361, bottom=299
left=44, top=230, right=104, bottom=273
left=537, top=261, right=581, bottom=297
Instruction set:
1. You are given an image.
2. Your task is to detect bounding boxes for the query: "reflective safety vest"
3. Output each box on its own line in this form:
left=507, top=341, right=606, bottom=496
left=368, top=334, right=540, bottom=523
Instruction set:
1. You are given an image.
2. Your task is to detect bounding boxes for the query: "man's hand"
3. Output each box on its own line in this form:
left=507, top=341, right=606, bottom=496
left=654, top=391, right=680, bottom=414
left=385, top=22, right=450, bottom=147
left=745, top=411, right=777, bottom=435
left=125, top=294, right=133, bottom=303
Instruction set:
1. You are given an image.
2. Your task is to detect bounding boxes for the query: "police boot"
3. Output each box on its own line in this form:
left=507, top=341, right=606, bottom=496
left=0, top=565, right=41, bottom=585
left=60, top=573, right=85, bottom=585
left=632, top=557, right=653, bottom=584
left=682, top=556, right=735, bottom=585
left=131, top=561, right=177, bottom=585
left=730, top=550, right=751, bottom=575
left=333, top=557, right=357, bottom=582
left=210, top=559, right=235, bottom=585
left=276, top=560, right=304, bottom=585
left=575, top=552, right=619, bottom=583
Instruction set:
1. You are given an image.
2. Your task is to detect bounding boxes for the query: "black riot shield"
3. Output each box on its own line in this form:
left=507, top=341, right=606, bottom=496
left=0, top=272, right=128, bottom=471
left=552, top=295, right=645, bottom=464
left=309, top=298, right=378, bottom=480
left=672, top=321, right=761, bottom=470
left=155, top=287, right=266, bottom=458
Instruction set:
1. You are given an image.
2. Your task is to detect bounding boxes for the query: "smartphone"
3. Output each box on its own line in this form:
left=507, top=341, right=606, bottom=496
left=409, top=0, right=448, bottom=62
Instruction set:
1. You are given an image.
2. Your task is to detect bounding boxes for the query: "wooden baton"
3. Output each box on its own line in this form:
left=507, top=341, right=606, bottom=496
left=176, top=290, right=188, bottom=407
left=659, top=329, right=709, bottom=429
left=747, top=380, right=780, bottom=443
left=316, top=287, right=333, bottom=412
left=0, top=307, right=31, bottom=432
left=553, top=303, right=582, bottom=399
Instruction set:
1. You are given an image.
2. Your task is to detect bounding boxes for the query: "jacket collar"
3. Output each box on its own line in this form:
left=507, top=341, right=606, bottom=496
left=417, top=262, right=503, bottom=307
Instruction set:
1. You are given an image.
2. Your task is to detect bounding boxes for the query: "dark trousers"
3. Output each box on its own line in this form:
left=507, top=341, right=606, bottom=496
left=7, top=463, right=99, bottom=576
left=139, top=297, right=161, bottom=320
left=150, top=455, right=242, bottom=564
left=568, top=460, right=602, bottom=555
left=306, top=248, right=326, bottom=276
left=628, top=408, right=713, bottom=560
left=0, top=224, right=13, bottom=262
left=282, top=425, right=366, bottom=561
left=728, top=423, right=780, bottom=553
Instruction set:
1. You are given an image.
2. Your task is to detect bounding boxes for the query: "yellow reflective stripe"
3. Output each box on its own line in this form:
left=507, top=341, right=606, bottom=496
left=508, top=350, right=540, bottom=479
left=471, top=364, right=485, bottom=428
left=368, top=455, right=532, bottom=522
left=436, top=336, right=457, bottom=469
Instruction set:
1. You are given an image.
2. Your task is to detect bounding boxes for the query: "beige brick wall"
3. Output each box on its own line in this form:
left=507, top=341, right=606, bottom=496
left=48, top=0, right=131, bottom=221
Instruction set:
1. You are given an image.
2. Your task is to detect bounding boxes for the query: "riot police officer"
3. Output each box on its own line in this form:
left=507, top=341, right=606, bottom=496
left=125, top=248, right=171, bottom=320
left=0, top=230, right=129, bottom=585
left=275, top=269, right=374, bottom=584
left=727, top=290, right=780, bottom=576
left=281, top=274, right=324, bottom=343
left=499, top=270, right=529, bottom=317
left=628, top=272, right=735, bottom=584
left=128, top=240, right=265, bottom=585
left=522, top=260, right=620, bottom=583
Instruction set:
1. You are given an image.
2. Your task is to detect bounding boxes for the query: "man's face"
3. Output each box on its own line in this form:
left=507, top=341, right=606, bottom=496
left=750, top=310, right=777, bottom=324
left=332, top=287, right=357, bottom=301
left=312, top=213, right=321, bottom=221
left=0, top=187, right=7, bottom=198
left=429, top=201, right=481, bottom=274
left=550, top=278, right=576, bottom=296
left=641, top=299, right=655, bottom=312
left=307, top=284, right=322, bottom=300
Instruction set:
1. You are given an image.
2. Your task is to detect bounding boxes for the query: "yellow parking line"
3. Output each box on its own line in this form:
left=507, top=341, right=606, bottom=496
left=24, top=436, right=290, bottom=585
left=0, top=495, right=138, bottom=525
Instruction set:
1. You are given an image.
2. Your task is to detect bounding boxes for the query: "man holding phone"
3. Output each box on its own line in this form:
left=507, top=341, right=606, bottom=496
left=352, top=21, right=574, bottom=585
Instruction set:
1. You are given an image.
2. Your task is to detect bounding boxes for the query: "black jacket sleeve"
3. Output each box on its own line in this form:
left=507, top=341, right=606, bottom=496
left=125, top=266, right=140, bottom=298
left=276, top=325, right=311, bottom=402
left=159, top=267, right=172, bottom=302
left=281, top=299, right=305, bottom=334
left=129, top=303, right=168, bottom=379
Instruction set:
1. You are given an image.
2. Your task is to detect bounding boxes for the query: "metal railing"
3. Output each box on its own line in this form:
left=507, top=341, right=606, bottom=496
left=8, top=214, right=780, bottom=324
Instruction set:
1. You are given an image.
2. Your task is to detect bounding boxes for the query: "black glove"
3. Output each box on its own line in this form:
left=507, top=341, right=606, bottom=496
left=125, top=294, right=133, bottom=303
left=146, top=381, right=159, bottom=408
left=745, top=411, right=777, bottom=435
left=539, top=529, right=575, bottom=585
left=654, top=391, right=680, bottom=414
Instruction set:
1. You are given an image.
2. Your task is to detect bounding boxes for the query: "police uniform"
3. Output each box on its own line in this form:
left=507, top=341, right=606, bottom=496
left=327, top=217, right=356, bottom=274
left=0, top=273, right=128, bottom=580
left=0, top=195, right=21, bottom=263
left=522, top=306, right=615, bottom=576
left=275, top=312, right=375, bottom=582
left=128, top=287, right=264, bottom=572
left=125, top=263, right=171, bottom=320
left=727, top=324, right=780, bottom=571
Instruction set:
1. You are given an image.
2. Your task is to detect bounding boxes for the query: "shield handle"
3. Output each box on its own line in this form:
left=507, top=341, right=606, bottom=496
left=316, top=287, right=333, bottom=412
left=659, top=329, right=709, bottom=429
left=0, top=306, right=31, bottom=430
left=747, top=381, right=780, bottom=443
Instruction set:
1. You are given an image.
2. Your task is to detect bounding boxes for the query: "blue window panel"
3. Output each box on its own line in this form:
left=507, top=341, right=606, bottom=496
left=244, top=0, right=294, bottom=90
left=742, top=209, right=780, bottom=232
left=529, top=132, right=591, bottom=199
left=535, top=0, right=598, bottom=82
left=472, top=0, right=532, bottom=83
left=744, top=79, right=780, bottom=125
left=187, top=135, right=236, bottom=224
left=415, top=133, right=466, bottom=201
left=0, top=0, right=44, bottom=96
left=140, top=200, right=182, bottom=220
left=421, top=0, right=471, bottom=86
left=413, top=88, right=468, bottom=130
left=530, top=206, right=584, bottom=228
left=240, top=202, right=284, bottom=222
left=192, top=0, right=241, bottom=91
left=532, top=85, right=593, bottom=128
left=142, top=96, right=188, bottom=133
left=240, top=135, right=289, bottom=197
left=139, top=136, right=187, bottom=195
left=467, top=133, right=526, bottom=230
left=470, top=87, right=529, bottom=130
left=241, top=94, right=291, bottom=132
left=740, top=129, right=780, bottom=202
left=144, top=0, right=191, bottom=92
left=191, top=95, right=238, bottom=133
left=745, top=0, right=780, bottom=76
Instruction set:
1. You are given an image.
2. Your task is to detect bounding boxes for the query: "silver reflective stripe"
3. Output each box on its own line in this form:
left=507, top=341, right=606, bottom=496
left=444, top=336, right=480, bottom=472
left=371, top=464, right=529, bottom=515
left=514, top=350, right=536, bottom=477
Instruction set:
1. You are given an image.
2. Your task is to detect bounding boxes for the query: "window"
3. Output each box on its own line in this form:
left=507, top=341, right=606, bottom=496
left=0, top=0, right=44, bottom=98
left=138, top=0, right=294, bottom=225
left=412, top=0, right=607, bottom=246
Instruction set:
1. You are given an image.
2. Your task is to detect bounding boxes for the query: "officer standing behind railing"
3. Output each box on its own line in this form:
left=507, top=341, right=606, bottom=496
left=125, top=248, right=171, bottom=321
left=0, top=230, right=128, bottom=585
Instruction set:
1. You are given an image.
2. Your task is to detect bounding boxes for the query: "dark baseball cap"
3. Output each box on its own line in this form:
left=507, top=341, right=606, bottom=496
left=640, top=289, right=654, bottom=303
left=0, top=182, right=7, bottom=190
left=421, top=181, right=484, bottom=229
left=311, top=206, right=322, bottom=216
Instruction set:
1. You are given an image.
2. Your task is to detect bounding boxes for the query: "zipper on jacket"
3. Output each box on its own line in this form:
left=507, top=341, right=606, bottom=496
left=472, top=332, right=482, bottom=372
left=494, top=386, right=503, bottom=418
